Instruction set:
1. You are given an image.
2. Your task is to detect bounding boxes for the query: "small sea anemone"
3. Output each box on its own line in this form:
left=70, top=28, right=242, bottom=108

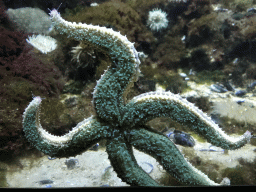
left=26, top=34, right=57, bottom=54
left=147, top=8, right=168, bottom=32
left=71, top=42, right=96, bottom=67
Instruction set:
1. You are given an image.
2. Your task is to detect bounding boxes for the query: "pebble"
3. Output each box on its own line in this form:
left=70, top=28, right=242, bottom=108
left=139, top=162, right=154, bottom=174
left=38, top=180, right=54, bottom=185
left=48, top=156, right=56, bottom=160
left=65, top=159, right=79, bottom=170
left=45, top=184, right=52, bottom=188
left=210, top=84, right=228, bottom=93
left=179, top=73, right=187, bottom=78
left=236, top=99, right=245, bottom=105
left=247, top=81, right=256, bottom=91
left=198, top=145, right=224, bottom=152
left=234, top=90, right=246, bottom=97
left=166, top=129, right=195, bottom=147
left=89, top=143, right=99, bottom=151
left=247, top=8, right=256, bottom=13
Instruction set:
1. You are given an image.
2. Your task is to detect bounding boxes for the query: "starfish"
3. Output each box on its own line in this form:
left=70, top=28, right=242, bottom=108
left=22, top=9, right=252, bottom=186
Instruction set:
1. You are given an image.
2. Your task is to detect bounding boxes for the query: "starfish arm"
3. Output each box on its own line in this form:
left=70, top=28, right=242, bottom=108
left=106, top=130, right=159, bottom=186
left=129, top=128, right=229, bottom=186
left=22, top=96, right=111, bottom=158
left=123, top=91, right=251, bottom=150
left=49, top=9, right=140, bottom=125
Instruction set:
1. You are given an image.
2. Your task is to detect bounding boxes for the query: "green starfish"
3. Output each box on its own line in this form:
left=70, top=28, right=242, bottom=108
left=22, top=9, right=251, bottom=186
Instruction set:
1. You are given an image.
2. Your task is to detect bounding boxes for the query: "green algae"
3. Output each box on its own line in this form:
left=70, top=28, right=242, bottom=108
left=193, top=70, right=226, bottom=85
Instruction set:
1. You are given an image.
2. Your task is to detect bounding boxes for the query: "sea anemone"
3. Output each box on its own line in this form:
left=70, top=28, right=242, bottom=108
left=147, top=8, right=168, bottom=32
left=26, top=34, right=57, bottom=54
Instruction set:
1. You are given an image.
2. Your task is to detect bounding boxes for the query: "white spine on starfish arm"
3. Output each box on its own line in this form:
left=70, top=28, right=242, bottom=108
left=49, top=9, right=140, bottom=66
left=23, top=96, right=95, bottom=146
left=131, top=91, right=252, bottom=145
left=184, top=157, right=230, bottom=185
left=38, top=117, right=95, bottom=146
left=49, top=9, right=141, bottom=103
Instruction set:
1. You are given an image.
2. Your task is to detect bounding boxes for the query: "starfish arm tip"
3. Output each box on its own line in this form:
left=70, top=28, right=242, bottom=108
left=220, top=177, right=230, bottom=185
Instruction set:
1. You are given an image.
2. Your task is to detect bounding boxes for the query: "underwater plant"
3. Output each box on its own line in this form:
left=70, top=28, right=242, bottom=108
left=22, top=9, right=252, bottom=186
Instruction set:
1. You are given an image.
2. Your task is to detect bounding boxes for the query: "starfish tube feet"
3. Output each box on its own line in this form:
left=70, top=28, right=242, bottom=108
left=123, top=91, right=251, bottom=150
left=22, top=96, right=111, bottom=158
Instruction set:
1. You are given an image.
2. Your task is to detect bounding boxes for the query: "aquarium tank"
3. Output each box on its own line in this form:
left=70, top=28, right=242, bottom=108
left=1, top=0, right=256, bottom=187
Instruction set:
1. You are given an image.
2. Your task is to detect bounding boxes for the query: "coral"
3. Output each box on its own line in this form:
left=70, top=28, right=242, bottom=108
left=147, top=8, right=168, bottom=31
left=26, top=34, right=57, bottom=54
left=22, top=9, right=253, bottom=186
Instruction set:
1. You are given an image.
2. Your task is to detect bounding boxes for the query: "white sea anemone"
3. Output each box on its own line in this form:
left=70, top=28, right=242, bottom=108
left=26, top=34, right=57, bottom=54
left=147, top=8, right=168, bottom=32
left=90, top=3, right=99, bottom=7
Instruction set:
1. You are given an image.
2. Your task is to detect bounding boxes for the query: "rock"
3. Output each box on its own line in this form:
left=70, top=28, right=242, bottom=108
left=38, top=180, right=54, bottom=185
left=6, top=7, right=52, bottom=34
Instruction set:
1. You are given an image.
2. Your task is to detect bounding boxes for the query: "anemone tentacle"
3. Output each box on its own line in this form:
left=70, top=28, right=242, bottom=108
left=22, top=96, right=112, bottom=158
left=123, top=91, right=251, bottom=150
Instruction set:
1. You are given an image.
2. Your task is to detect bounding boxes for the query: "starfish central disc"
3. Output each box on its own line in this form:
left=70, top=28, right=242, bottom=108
left=22, top=9, right=251, bottom=186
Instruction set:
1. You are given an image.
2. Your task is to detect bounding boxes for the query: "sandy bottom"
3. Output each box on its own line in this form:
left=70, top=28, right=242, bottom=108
left=5, top=148, right=165, bottom=188
left=4, top=140, right=256, bottom=187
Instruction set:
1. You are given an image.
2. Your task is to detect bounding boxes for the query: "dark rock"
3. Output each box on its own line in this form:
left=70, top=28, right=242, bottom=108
left=210, top=84, right=228, bottom=93
left=235, top=90, right=247, bottom=97
left=38, top=180, right=54, bottom=185
left=65, top=159, right=79, bottom=170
